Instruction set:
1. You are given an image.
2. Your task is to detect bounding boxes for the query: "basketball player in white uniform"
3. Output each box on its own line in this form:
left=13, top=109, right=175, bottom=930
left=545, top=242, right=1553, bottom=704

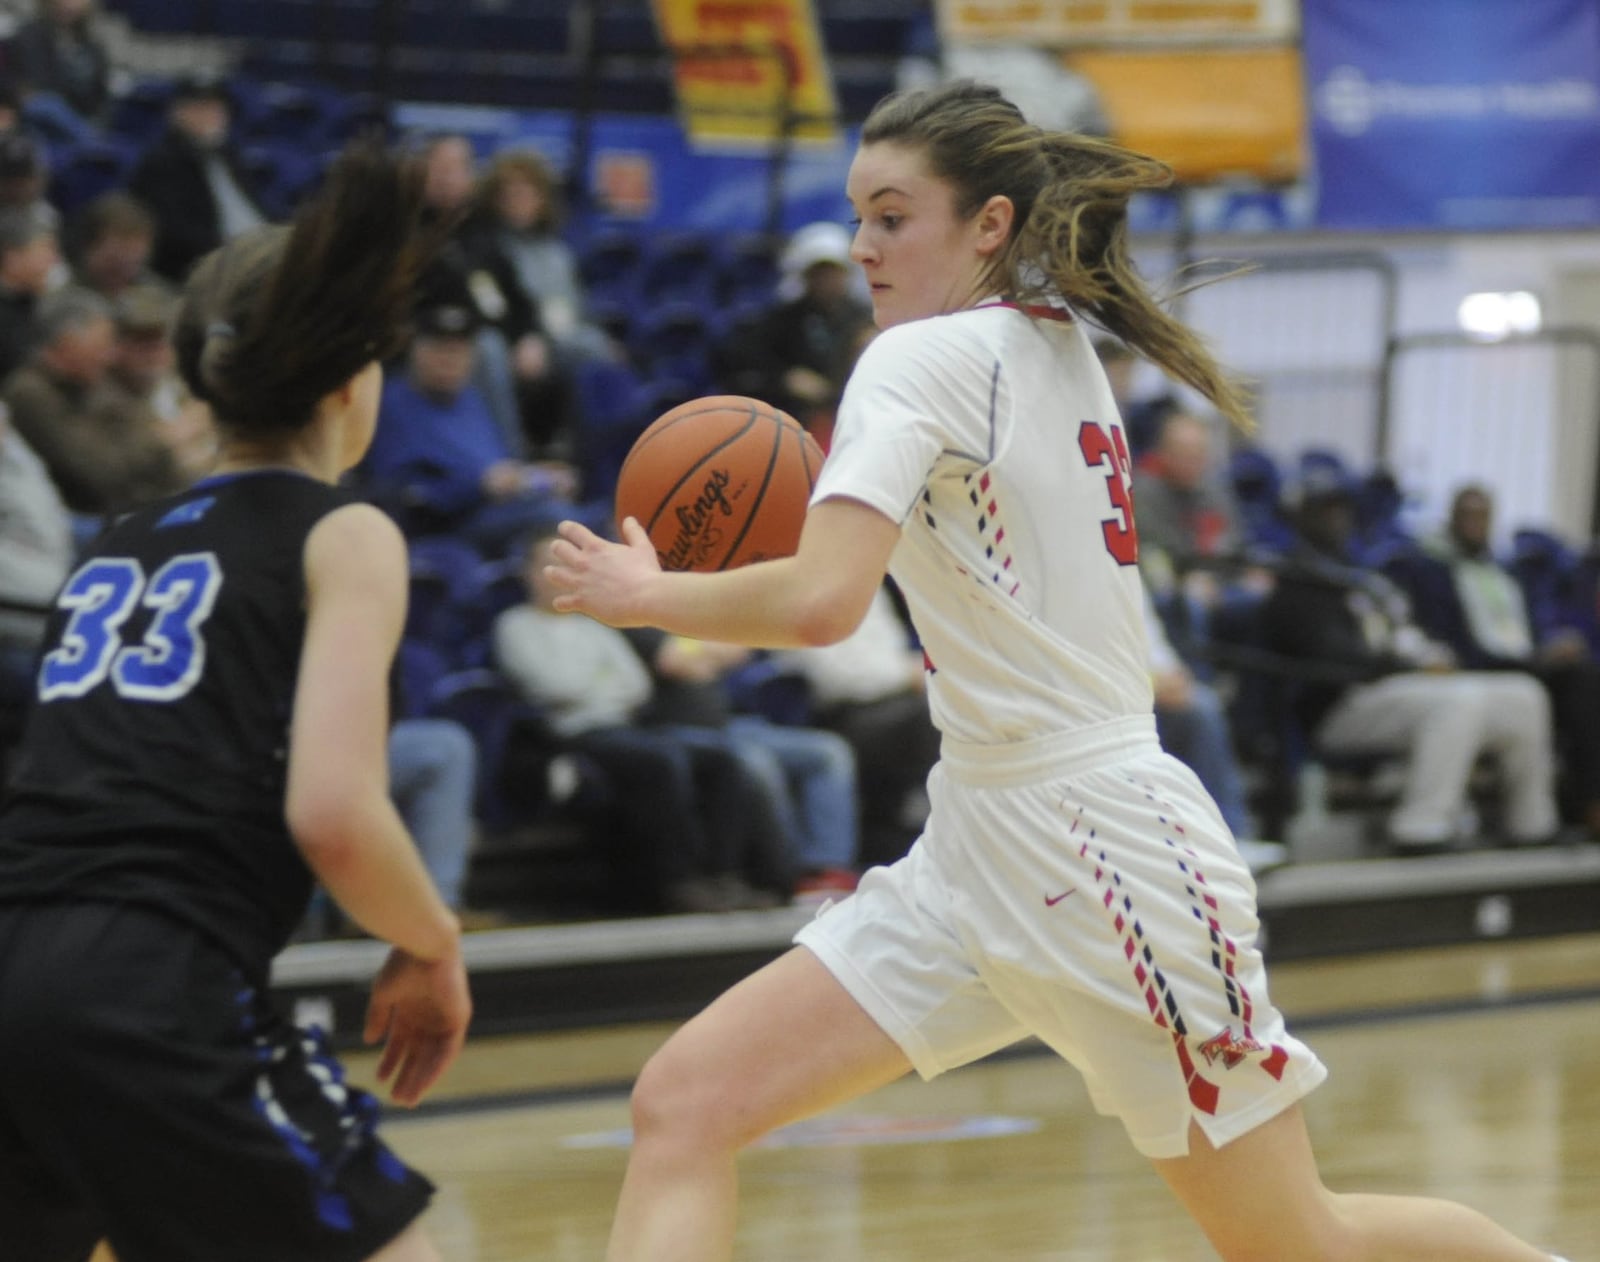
left=549, top=81, right=1574, bottom=1262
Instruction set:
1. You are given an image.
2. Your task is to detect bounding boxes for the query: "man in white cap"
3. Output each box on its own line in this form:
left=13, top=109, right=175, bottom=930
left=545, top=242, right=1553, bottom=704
left=715, top=220, right=874, bottom=438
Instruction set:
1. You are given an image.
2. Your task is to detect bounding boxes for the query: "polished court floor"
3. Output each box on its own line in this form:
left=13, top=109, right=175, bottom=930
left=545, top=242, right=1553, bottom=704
left=351, top=934, right=1600, bottom=1260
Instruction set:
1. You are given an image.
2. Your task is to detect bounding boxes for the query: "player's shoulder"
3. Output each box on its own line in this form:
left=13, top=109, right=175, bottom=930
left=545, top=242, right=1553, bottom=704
left=854, top=309, right=1005, bottom=389
left=306, top=498, right=406, bottom=559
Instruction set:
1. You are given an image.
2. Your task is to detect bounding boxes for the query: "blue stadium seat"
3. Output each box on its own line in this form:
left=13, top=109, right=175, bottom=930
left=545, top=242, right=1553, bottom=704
left=318, top=91, right=394, bottom=147
left=573, top=358, right=649, bottom=499
left=21, top=93, right=95, bottom=150
left=237, top=82, right=329, bottom=145
left=406, top=536, right=488, bottom=652
left=830, top=59, right=897, bottom=122
left=1352, top=468, right=1412, bottom=561
left=636, top=230, right=715, bottom=306
left=106, top=78, right=177, bottom=146
left=725, top=654, right=814, bottom=726
left=214, top=0, right=319, bottom=41
left=49, top=139, right=138, bottom=215
left=1228, top=446, right=1293, bottom=555
left=1297, top=446, right=1353, bottom=485
left=1567, top=549, right=1600, bottom=657
left=716, top=231, right=781, bottom=307
left=396, top=638, right=452, bottom=720
left=594, top=9, right=663, bottom=56
left=108, top=0, right=204, bottom=34
left=584, top=297, right=633, bottom=346
left=579, top=226, right=645, bottom=307
left=819, top=15, right=917, bottom=55
left=590, top=62, right=676, bottom=115
left=454, top=557, right=531, bottom=669
left=629, top=300, right=712, bottom=391
left=1509, top=526, right=1580, bottom=644
left=425, top=668, right=557, bottom=831
left=236, top=144, right=323, bottom=219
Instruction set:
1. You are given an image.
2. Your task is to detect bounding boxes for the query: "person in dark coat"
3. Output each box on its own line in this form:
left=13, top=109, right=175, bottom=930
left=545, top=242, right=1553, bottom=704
left=127, top=74, right=268, bottom=283
left=10, top=0, right=112, bottom=121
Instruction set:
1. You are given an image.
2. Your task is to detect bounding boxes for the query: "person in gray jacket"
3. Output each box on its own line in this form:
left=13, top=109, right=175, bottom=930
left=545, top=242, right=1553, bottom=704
left=0, top=404, right=74, bottom=720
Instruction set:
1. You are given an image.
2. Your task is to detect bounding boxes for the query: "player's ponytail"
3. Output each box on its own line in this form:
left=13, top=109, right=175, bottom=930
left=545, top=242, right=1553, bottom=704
left=174, top=140, right=437, bottom=434
left=861, top=81, right=1253, bottom=433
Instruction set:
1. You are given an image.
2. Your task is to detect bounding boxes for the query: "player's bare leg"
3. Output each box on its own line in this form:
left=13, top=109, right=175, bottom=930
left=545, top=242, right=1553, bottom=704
left=1154, top=1103, right=1556, bottom=1262
left=606, top=946, right=912, bottom=1262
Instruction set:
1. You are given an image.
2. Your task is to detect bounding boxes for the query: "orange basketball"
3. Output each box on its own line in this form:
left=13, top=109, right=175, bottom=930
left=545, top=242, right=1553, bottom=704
left=614, top=395, right=825, bottom=572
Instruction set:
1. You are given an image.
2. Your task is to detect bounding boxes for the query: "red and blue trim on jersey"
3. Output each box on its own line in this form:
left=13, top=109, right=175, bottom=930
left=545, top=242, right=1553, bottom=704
left=967, top=469, right=1021, bottom=598
left=975, top=300, right=1074, bottom=323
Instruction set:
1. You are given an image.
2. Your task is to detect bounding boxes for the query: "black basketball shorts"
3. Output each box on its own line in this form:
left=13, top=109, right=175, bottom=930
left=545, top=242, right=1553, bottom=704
left=0, top=901, right=433, bottom=1262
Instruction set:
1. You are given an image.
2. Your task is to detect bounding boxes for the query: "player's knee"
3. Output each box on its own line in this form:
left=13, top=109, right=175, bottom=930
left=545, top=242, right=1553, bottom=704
left=628, top=1044, right=742, bottom=1153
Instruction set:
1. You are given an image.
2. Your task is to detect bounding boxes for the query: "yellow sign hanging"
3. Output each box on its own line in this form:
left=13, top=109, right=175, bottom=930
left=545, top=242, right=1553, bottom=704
left=650, top=0, right=839, bottom=147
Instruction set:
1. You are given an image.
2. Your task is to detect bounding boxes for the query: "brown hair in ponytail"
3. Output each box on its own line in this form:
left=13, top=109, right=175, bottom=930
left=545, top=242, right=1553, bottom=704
left=860, top=81, right=1254, bottom=432
left=173, top=139, right=437, bottom=435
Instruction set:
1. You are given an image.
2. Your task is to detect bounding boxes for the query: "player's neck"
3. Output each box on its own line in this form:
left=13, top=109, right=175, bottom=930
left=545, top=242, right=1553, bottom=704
left=212, top=438, right=342, bottom=486
left=211, top=404, right=351, bottom=485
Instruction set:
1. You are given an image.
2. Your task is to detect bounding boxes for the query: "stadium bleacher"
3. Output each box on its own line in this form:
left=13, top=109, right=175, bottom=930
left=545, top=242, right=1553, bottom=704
left=0, top=0, right=1594, bottom=1035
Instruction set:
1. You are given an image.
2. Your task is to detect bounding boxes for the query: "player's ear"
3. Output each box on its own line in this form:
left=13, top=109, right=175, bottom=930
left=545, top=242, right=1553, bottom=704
left=972, top=195, right=1014, bottom=257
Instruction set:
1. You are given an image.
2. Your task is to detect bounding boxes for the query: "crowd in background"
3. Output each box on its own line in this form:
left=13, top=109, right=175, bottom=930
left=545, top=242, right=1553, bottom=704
left=3, top=1, right=1600, bottom=936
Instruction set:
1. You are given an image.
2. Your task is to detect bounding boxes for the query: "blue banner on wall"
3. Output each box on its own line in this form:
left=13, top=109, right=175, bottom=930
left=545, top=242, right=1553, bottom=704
left=1304, top=0, right=1600, bottom=230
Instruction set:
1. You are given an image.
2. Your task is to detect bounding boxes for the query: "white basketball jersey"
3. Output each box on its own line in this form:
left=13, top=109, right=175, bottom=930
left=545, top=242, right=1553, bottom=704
left=813, top=303, right=1151, bottom=743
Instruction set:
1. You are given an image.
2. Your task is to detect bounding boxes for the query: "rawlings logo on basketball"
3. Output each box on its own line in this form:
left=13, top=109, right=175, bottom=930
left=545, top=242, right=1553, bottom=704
left=614, top=395, right=822, bottom=573
left=661, top=468, right=739, bottom=571
left=1197, top=1027, right=1265, bottom=1070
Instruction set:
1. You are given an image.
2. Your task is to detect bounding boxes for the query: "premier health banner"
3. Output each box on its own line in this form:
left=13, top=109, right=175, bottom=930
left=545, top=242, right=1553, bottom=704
left=1303, top=0, right=1600, bottom=230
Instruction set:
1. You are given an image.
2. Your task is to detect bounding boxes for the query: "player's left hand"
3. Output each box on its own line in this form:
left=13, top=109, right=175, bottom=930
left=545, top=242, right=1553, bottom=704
left=545, top=517, right=662, bottom=626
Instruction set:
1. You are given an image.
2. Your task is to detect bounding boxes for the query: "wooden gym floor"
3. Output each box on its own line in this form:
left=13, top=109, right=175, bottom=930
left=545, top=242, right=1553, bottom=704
left=343, top=932, right=1600, bottom=1261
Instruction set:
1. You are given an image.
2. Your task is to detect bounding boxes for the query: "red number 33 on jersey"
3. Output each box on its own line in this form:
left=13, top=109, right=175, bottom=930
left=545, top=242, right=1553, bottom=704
left=1077, top=420, right=1139, bottom=566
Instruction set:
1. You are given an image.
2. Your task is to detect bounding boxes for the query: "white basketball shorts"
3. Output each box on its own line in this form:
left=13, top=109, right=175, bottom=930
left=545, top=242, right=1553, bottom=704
left=795, top=714, right=1327, bottom=1159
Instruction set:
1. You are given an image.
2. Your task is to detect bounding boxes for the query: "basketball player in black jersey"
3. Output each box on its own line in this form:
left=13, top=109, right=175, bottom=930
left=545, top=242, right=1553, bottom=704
left=0, top=144, right=471, bottom=1262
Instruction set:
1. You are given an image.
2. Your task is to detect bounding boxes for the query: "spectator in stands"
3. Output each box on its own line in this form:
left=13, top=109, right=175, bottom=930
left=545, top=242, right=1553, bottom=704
left=715, top=221, right=873, bottom=437
left=360, top=300, right=576, bottom=549
left=129, top=73, right=268, bottom=283
left=388, top=716, right=505, bottom=930
left=0, top=200, right=60, bottom=380
left=3, top=287, right=183, bottom=514
left=1093, top=336, right=1178, bottom=456
left=495, top=531, right=791, bottom=912
left=626, top=627, right=861, bottom=901
left=1135, top=409, right=1244, bottom=567
left=0, top=83, right=22, bottom=133
left=104, top=283, right=215, bottom=480
left=307, top=715, right=502, bottom=937
left=1410, top=484, right=1600, bottom=837
left=66, top=190, right=167, bottom=305
left=0, top=129, right=50, bottom=212
left=1261, top=469, right=1560, bottom=851
left=1143, top=585, right=1286, bottom=874
left=0, top=402, right=73, bottom=712
left=1134, top=406, right=1272, bottom=651
left=9, top=0, right=112, bottom=121
left=483, top=148, right=620, bottom=375
left=779, top=583, right=938, bottom=867
left=416, top=133, right=566, bottom=459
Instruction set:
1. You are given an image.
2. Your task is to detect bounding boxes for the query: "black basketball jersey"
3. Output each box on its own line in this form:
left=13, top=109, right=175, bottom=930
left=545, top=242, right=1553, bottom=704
left=0, top=470, right=360, bottom=976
